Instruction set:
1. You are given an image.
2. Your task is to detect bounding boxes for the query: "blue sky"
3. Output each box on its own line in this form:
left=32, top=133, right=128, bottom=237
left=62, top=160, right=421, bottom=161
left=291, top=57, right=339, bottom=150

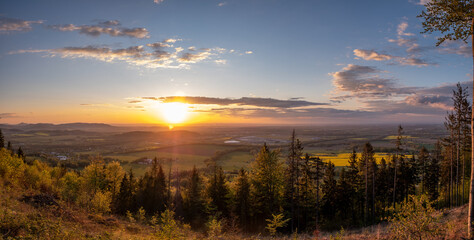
left=0, top=0, right=471, bottom=125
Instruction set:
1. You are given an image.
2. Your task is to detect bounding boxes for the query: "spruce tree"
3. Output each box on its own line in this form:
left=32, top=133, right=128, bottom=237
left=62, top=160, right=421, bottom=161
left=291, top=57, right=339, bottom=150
left=0, top=129, right=4, bottom=149
left=250, top=143, right=284, bottom=228
left=184, top=166, right=206, bottom=228
left=233, top=168, right=251, bottom=229
left=206, top=165, right=230, bottom=217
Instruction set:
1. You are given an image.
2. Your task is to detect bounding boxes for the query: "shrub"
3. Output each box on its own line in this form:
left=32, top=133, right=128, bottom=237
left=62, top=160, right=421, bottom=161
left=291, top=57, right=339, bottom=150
left=90, top=191, right=112, bottom=214
left=154, top=209, right=190, bottom=240
left=60, top=171, right=80, bottom=203
left=265, top=213, right=290, bottom=236
left=206, top=215, right=224, bottom=239
left=388, top=194, right=445, bottom=240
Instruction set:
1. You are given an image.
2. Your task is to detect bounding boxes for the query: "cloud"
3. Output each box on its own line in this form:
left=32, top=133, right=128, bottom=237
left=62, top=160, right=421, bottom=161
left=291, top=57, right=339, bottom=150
left=0, top=113, right=20, bottom=119
left=154, top=0, right=165, bottom=4
left=416, top=0, right=430, bottom=5
left=13, top=40, right=229, bottom=69
left=142, top=96, right=329, bottom=108
left=354, top=49, right=433, bottom=66
left=439, top=40, right=472, bottom=57
left=218, top=2, right=227, bottom=7
left=178, top=49, right=212, bottom=63
left=0, top=17, right=43, bottom=33
left=49, top=21, right=149, bottom=38
left=215, top=59, right=227, bottom=65
left=397, top=22, right=414, bottom=36
left=353, top=49, right=394, bottom=61
left=245, top=51, right=253, bottom=54
left=397, top=57, right=431, bottom=66
left=330, top=64, right=417, bottom=101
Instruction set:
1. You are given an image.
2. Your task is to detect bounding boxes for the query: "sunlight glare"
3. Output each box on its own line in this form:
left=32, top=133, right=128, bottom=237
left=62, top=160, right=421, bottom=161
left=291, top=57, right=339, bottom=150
left=161, top=102, right=189, bottom=125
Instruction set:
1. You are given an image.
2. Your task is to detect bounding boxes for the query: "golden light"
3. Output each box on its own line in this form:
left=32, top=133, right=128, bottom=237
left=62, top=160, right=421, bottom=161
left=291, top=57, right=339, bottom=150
left=160, top=102, right=189, bottom=128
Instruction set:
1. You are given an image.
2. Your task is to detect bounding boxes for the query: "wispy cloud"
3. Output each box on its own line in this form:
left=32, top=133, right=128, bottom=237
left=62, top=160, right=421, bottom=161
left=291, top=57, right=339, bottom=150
left=49, top=20, right=149, bottom=38
left=154, top=0, right=165, bottom=4
left=218, top=2, right=227, bottom=7
left=141, top=96, right=329, bottom=108
left=0, top=17, right=43, bottom=33
left=354, top=49, right=432, bottom=66
left=12, top=40, right=229, bottom=69
left=353, top=49, right=394, bottom=61
left=0, top=113, right=20, bottom=119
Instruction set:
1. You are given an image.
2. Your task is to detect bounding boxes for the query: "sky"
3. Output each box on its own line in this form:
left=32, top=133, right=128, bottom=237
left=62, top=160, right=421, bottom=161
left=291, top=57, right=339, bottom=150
left=0, top=0, right=471, bottom=126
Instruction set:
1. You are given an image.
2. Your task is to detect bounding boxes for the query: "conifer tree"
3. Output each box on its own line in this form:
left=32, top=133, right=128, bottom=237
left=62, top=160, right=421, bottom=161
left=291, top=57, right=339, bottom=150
left=206, top=165, right=230, bottom=217
left=284, top=129, right=303, bottom=231
left=184, top=166, right=206, bottom=228
left=250, top=143, right=284, bottom=228
left=321, top=161, right=337, bottom=227
left=0, top=129, right=4, bottom=149
left=233, top=168, right=251, bottom=229
left=17, top=146, right=24, bottom=160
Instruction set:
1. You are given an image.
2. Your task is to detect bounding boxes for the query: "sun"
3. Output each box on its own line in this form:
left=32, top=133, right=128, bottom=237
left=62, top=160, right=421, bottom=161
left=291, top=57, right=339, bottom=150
left=161, top=102, right=189, bottom=127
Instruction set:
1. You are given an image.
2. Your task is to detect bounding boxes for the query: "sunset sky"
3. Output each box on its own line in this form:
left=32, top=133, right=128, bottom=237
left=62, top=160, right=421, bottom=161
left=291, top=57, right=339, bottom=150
left=0, top=0, right=471, bottom=126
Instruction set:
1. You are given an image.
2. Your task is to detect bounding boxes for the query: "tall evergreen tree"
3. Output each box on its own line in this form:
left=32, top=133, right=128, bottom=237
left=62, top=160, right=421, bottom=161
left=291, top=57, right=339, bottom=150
left=250, top=143, right=284, bottom=229
left=184, top=166, right=206, bottom=228
left=206, top=165, right=230, bottom=217
left=284, top=129, right=303, bottom=231
left=233, top=168, right=251, bottom=229
left=321, top=161, right=337, bottom=228
left=0, top=129, right=4, bottom=149
left=17, top=146, right=24, bottom=160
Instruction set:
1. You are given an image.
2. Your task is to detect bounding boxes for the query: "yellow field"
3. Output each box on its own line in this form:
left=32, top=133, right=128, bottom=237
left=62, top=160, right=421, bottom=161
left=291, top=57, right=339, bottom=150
left=384, top=135, right=418, bottom=140
left=317, top=152, right=391, bottom=166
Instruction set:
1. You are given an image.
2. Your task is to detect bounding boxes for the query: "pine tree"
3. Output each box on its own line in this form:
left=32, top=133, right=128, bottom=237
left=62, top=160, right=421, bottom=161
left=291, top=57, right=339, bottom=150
left=284, top=129, right=303, bottom=231
left=184, top=166, right=206, bottom=228
left=138, top=158, right=167, bottom=215
left=250, top=143, right=284, bottom=229
left=233, top=168, right=251, bottom=229
left=360, top=142, right=375, bottom=225
left=321, top=161, right=337, bottom=228
left=6, top=141, right=12, bottom=154
left=17, top=146, right=24, bottom=159
left=0, top=129, right=4, bottom=149
left=418, top=146, right=429, bottom=194
left=206, top=165, right=230, bottom=217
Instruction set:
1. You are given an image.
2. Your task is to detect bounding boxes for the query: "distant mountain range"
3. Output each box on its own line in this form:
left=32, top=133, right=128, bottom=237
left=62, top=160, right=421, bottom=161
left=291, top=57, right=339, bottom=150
left=0, top=122, right=121, bottom=132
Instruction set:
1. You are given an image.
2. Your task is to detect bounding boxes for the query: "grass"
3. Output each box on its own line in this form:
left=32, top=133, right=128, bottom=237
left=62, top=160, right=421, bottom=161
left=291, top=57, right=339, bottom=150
left=216, top=151, right=254, bottom=171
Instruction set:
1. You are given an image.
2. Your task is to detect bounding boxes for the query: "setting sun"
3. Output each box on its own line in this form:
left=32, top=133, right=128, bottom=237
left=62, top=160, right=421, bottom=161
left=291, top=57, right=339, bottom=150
left=161, top=102, right=189, bottom=126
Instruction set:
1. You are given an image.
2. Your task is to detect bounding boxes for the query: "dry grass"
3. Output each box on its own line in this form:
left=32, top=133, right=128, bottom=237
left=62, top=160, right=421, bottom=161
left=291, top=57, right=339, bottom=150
left=1, top=179, right=470, bottom=240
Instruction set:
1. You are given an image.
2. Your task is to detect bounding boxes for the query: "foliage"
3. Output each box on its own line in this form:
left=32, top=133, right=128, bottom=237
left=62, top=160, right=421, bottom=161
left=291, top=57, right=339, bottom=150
left=206, top=215, right=224, bottom=239
left=388, top=195, right=445, bottom=240
left=90, top=190, right=112, bottom=214
left=418, top=0, right=474, bottom=45
left=153, top=209, right=189, bottom=240
left=265, top=213, right=290, bottom=236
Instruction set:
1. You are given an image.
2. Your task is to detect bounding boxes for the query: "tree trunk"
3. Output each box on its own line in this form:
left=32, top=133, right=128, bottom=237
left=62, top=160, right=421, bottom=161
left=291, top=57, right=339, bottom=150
left=468, top=11, right=474, bottom=237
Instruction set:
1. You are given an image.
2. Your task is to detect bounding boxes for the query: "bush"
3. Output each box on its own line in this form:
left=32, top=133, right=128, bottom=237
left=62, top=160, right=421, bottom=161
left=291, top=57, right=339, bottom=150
left=388, top=194, right=445, bottom=240
left=0, top=148, right=24, bottom=183
left=60, top=171, right=80, bottom=203
left=153, top=209, right=190, bottom=240
left=90, top=191, right=112, bottom=214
